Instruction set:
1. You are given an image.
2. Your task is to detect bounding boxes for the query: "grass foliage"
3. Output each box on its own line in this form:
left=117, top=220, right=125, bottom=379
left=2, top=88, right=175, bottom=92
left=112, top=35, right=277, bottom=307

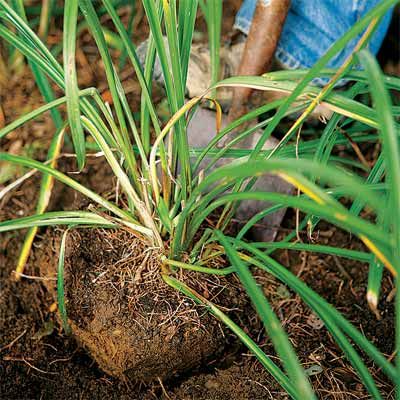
left=0, top=0, right=399, bottom=398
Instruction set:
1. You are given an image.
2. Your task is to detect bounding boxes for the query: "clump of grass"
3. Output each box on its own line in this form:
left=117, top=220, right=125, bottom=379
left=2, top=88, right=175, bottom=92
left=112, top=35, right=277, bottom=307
left=0, top=0, right=399, bottom=397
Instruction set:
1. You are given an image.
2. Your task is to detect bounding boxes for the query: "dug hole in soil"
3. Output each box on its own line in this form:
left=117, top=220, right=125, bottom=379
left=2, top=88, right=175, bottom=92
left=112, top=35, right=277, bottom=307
left=37, top=225, right=247, bottom=383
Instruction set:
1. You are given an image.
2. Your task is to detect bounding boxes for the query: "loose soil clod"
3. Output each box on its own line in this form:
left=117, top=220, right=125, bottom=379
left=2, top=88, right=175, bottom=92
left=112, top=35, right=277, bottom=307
left=37, top=227, right=245, bottom=383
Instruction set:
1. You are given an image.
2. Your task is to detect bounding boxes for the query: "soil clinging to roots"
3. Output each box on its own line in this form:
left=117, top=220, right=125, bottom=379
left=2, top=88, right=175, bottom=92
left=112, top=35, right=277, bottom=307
left=38, top=227, right=246, bottom=383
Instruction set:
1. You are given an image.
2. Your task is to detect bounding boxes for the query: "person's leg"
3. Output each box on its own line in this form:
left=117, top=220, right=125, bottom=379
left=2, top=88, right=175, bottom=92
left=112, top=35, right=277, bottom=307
left=235, top=0, right=394, bottom=85
left=233, top=0, right=262, bottom=35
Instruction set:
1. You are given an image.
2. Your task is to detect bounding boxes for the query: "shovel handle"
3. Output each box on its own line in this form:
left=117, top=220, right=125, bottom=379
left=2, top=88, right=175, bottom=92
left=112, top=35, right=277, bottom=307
left=228, top=0, right=291, bottom=123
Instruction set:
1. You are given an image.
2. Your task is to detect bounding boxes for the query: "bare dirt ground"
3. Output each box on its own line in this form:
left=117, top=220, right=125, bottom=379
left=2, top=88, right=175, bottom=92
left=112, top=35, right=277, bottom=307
left=1, top=2, right=399, bottom=399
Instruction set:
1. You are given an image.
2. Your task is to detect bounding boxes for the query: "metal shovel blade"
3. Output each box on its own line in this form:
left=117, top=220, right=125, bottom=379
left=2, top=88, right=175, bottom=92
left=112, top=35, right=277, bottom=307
left=187, top=108, right=293, bottom=242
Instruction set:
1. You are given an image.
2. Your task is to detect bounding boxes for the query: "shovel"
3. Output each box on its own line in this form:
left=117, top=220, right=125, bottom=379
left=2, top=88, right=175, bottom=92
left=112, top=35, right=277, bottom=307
left=185, top=2, right=293, bottom=242
left=187, top=107, right=293, bottom=242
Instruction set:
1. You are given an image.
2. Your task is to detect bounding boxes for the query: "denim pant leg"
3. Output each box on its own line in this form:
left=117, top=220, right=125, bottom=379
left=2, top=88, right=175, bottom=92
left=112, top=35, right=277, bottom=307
left=234, top=0, right=394, bottom=79
left=234, top=0, right=270, bottom=34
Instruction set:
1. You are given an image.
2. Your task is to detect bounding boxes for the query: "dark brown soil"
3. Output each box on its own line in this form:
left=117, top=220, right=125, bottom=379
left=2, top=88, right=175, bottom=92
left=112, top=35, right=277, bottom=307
left=1, top=170, right=396, bottom=399
left=169, top=360, right=284, bottom=400
left=1, top=2, right=399, bottom=399
left=270, top=223, right=395, bottom=399
left=165, top=224, right=396, bottom=400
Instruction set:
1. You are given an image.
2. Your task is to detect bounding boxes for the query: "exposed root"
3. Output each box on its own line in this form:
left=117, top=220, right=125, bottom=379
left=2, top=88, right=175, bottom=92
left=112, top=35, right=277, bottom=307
left=38, top=227, right=246, bottom=382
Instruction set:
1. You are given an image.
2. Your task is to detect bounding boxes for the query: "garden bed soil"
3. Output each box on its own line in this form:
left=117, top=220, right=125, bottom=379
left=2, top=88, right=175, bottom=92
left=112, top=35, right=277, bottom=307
left=0, top=159, right=396, bottom=399
left=1, top=2, right=399, bottom=398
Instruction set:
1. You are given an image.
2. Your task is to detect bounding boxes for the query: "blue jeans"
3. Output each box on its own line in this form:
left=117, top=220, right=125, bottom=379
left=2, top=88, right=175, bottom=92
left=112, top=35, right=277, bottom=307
left=235, top=0, right=394, bottom=85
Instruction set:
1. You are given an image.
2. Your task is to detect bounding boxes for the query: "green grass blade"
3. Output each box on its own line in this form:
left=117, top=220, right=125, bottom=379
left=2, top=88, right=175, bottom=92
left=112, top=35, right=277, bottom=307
left=205, top=0, right=221, bottom=99
left=77, top=0, right=144, bottom=186
left=174, top=159, right=394, bottom=261
left=163, top=274, right=298, bottom=398
left=0, top=2, right=129, bottom=161
left=139, top=30, right=157, bottom=155
left=58, top=229, right=71, bottom=334
left=306, top=82, right=365, bottom=234
left=0, top=211, right=116, bottom=232
left=0, top=153, right=135, bottom=223
left=348, top=154, right=387, bottom=312
left=178, top=0, right=198, bottom=87
left=8, top=0, right=64, bottom=130
left=215, top=231, right=316, bottom=399
left=0, top=23, right=62, bottom=86
left=100, top=0, right=167, bottom=169
left=204, top=0, right=397, bottom=234
left=263, top=68, right=400, bottom=91
left=80, top=116, right=162, bottom=246
left=236, top=180, right=386, bottom=241
left=142, top=0, right=191, bottom=202
left=161, top=0, right=191, bottom=198
left=242, top=251, right=384, bottom=398
left=231, top=238, right=397, bottom=384
left=191, top=191, right=391, bottom=260
left=64, top=0, right=85, bottom=169
left=114, top=69, right=148, bottom=172
left=0, top=0, right=64, bottom=76
left=246, top=0, right=397, bottom=156
left=0, top=88, right=96, bottom=140
left=358, top=50, right=400, bottom=393
left=78, top=0, right=129, bottom=141
left=251, top=242, right=373, bottom=262
left=211, top=76, right=380, bottom=128
left=358, top=50, right=400, bottom=270
left=38, top=0, right=55, bottom=40
left=367, top=260, right=384, bottom=313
